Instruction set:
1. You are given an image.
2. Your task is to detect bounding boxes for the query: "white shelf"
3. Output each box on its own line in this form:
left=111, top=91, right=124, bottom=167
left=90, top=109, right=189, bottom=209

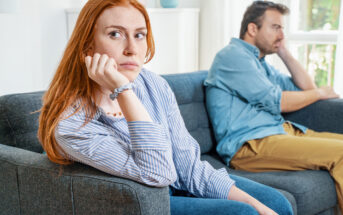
left=65, top=8, right=199, bottom=75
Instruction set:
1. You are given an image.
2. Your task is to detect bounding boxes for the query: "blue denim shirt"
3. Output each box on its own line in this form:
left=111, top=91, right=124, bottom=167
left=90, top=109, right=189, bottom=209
left=204, top=38, right=307, bottom=165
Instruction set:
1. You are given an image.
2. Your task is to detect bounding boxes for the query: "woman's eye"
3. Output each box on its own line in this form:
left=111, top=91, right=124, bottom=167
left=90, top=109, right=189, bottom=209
left=136, top=32, right=146, bottom=39
left=109, top=31, right=121, bottom=38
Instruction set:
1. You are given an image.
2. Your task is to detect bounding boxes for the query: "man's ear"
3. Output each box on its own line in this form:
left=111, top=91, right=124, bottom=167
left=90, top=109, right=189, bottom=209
left=247, top=23, right=258, bottom=37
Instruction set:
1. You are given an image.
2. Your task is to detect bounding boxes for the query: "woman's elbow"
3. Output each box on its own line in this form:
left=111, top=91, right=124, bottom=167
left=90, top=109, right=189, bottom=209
left=145, top=168, right=177, bottom=187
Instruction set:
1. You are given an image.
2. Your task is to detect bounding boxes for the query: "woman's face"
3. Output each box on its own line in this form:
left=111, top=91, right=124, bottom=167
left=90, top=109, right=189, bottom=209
left=93, top=5, right=148, bottom=81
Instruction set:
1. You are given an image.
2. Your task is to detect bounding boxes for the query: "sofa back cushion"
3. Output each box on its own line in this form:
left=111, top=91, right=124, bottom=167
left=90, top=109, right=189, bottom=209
left=0, top=91, right=44, bottom=153
left=162, top=71, right=215, bottom=154
left=0, top=71, right=214, bottom=155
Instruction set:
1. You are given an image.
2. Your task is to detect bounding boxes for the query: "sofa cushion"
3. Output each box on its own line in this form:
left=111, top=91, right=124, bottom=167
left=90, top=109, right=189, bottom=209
left=0, top=91, right=44, bottom=153
left=162, top=71, right=215, bottom=154
left=201, top=154, right=337, bottom=215
left=0, top=161, right=20, bottom=214
left=283, top=99, right=343, bottom=134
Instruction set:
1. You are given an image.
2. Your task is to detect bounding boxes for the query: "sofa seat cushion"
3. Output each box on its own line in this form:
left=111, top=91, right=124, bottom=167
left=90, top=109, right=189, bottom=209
left=201, top=154, right=337, bottom=215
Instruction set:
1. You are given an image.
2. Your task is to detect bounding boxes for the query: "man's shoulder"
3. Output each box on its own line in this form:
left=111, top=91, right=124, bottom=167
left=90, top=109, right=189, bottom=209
left=213, top=43, right=258, bottom=71
left=216, top=39, right=255, bottom=62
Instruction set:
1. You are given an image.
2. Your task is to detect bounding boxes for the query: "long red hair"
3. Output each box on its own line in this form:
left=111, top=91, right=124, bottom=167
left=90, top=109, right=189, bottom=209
left=38, top=0, right=155, bottom=165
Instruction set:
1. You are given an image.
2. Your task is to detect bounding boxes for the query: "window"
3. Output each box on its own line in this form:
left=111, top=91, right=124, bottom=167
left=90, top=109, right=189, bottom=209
left=286, top=0, right=342, bottom=91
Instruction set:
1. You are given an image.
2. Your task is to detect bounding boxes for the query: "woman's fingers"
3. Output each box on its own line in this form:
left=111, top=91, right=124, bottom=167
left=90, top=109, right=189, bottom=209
left=98, top=54, right=109, bottom=75
left=85, top=56, right=92, bottom=71
left=104, top=57, right=116, bottom=76
left=91, top=53, right=101, bottom=74
left=85, top=53, right=128, bottom=90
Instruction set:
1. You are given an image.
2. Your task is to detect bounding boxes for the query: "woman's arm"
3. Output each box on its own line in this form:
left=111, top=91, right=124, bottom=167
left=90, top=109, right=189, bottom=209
left=85, top=53, right=152, bottom=122
left=163, top=81, right=277, bottom=214
left=163, top=80, right=234, bottom=198
left=228, top=185, right=277, bottom=215
left=55, top=110, right=176, bottom=187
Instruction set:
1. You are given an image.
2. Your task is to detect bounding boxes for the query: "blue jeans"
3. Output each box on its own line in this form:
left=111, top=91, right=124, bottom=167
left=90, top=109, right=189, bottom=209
left=170, top=175, right=293, bottom=215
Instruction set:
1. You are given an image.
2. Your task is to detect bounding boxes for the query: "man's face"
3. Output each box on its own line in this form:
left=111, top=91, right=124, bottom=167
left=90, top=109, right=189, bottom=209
left=254, top=9, right=285, bottom=57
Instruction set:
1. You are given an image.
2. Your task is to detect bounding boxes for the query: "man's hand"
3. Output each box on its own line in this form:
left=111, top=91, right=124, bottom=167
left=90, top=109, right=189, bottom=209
left=276, top=39, right=317, bottom=90
left=317, top=86, right=340, bottom=100
left=281, top=87, right=340, bottom=113
left=276, top=39, right=287, bottom=58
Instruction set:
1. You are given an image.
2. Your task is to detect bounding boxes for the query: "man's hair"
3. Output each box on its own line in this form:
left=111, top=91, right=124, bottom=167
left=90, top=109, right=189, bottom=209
left=239, top=1, right=289, bottom=39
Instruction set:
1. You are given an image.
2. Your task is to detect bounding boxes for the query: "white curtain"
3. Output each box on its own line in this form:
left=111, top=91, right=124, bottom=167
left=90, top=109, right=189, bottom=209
left=199, top=0, right=253, bottom=70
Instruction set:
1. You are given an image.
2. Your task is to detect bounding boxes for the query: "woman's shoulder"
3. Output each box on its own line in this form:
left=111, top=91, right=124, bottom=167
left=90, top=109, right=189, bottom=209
left=140, top=67, right=166, bottom=81
left=138, top=68, right=170, bottom=89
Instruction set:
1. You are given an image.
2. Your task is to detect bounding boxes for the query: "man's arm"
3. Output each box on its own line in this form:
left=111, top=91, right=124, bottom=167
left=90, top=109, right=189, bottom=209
left=281, top=86, right=339, bottom=112
left=277, top=41, right=316, bottom=90
left=277, top=41, right=339, bottom=112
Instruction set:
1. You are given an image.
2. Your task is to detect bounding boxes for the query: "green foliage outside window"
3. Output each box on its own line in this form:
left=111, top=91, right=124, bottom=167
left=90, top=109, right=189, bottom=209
left=306, top=0, right=340, bottom=31
left=298, top=0, right=340, bottom=87
left=297, top=44, right=336, bottom=87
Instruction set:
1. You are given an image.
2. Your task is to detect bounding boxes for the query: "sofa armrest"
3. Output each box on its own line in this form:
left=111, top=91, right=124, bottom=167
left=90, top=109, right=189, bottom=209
left=283, top=99, right=343, bottom=134
left=0, top=143, right=170, bottom=215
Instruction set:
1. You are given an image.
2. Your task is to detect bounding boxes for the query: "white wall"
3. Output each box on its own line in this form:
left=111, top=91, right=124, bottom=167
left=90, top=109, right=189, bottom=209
left=0, top=0, right=88, bottom=95
left=0, top=0, right=43, bottom=95
left=199, top=0, right=253, bottom=70
left=1, top=0, right=256, bottom=95
left=0, top=0, right=199, bottom=96
left=149, top=0, right=199, bottom=8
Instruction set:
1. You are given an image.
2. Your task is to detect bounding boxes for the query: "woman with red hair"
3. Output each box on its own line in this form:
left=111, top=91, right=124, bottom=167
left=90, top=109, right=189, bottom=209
left=38, top=0, right=292, bottom=214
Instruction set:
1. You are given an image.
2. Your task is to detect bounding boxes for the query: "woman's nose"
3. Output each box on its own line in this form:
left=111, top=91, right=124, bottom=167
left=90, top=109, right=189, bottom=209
left=123, top=38, right=137, bottom=56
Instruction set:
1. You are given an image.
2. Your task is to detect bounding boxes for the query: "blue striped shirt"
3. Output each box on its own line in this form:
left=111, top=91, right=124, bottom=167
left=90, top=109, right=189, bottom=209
left=55, top=68, right=235, bottom=199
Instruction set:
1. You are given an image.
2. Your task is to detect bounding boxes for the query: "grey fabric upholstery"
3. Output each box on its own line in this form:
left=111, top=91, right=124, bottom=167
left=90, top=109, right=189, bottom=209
left=1, top=70, right=342, bottom=214
left=0, top=92, right=169, bottom=215
left=0, top=91, right=44, bottom=153
left=0, top=143, right=169, bottom=215
left=162, top=70, right=341, bottom=215
left=283, top=99, right=343, bottom=133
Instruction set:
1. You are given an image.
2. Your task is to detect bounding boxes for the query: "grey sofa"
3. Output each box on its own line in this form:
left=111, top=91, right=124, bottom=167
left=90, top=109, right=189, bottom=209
left=0, top=70, right=341, bottom=215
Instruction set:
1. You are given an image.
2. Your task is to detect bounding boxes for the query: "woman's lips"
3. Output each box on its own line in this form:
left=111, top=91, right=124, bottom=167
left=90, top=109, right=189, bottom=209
left=119, top=62, right=138, bottom=70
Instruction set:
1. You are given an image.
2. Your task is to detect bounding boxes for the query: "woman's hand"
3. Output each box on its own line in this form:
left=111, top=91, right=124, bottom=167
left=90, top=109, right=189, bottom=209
left=252, top=199, right=278, bottom=215
left=85, top=53, right=130, bottom=91
left=228, top=185, right=278, bottom=215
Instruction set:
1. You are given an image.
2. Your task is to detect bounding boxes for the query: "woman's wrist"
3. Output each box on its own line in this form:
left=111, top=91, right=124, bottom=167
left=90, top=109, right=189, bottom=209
left=111, top=80, right=131, bottom=91
left=110, top=82, right=133, bottom=100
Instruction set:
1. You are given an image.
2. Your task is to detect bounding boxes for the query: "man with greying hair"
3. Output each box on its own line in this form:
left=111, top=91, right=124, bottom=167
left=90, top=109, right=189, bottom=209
left=205, top=0, right=343, bottom=212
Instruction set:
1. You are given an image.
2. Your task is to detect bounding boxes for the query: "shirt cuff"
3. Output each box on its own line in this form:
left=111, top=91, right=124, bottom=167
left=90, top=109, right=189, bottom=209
left=205, top=168, right=235, bottom=199
left=128, top=121, right=169, bottom=150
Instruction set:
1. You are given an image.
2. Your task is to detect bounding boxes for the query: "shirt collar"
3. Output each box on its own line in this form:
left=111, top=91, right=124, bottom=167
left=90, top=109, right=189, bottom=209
left=230, top=38, right=261, bottom=59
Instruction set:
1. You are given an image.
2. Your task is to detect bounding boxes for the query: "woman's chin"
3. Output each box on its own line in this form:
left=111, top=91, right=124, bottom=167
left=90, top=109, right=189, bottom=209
left=120, top=70, right=140, bottom=82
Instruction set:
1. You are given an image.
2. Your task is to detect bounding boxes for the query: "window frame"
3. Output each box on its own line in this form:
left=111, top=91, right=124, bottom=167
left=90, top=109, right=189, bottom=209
left=284, top=0, right=343, bottom=95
